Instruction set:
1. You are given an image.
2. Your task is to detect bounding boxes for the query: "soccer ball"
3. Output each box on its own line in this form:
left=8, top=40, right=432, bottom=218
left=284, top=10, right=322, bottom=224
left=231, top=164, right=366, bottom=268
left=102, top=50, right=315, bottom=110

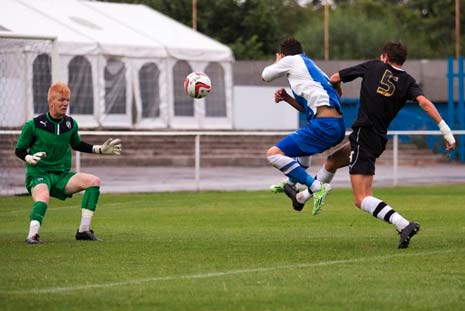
left=184, top=72, right=212, bottom=99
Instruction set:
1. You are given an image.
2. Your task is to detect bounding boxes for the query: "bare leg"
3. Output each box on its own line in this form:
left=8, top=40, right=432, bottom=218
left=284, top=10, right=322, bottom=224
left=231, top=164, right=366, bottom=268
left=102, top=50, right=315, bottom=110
left=65, top=172, right=100, bottom=194
left=316, top=142, right=351, bottom=183
left=325, top=142, right=351, bottom=173
left=349, top=174, right=373, bottom=208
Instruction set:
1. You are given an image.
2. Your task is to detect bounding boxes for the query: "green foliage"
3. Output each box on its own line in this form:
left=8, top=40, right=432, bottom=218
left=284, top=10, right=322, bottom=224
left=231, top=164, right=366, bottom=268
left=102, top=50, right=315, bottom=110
left=298, top=6, right=400, bottom=59
left=298, top=0, right=464, bottom=60
left=229, top=35, right=265, bottom=60
left=195, top=0, right=306, bottom=59
left=100, top=0, right=305, bottom=60
left=401, top=0, right=460, bottom=58
left=100, top=0, right=465, bottom=60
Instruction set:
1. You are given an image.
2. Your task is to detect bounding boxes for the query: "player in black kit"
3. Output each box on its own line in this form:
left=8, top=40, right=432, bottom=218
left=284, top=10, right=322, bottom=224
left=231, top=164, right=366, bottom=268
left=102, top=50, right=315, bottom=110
left=315, top=42, right=456, bottom=249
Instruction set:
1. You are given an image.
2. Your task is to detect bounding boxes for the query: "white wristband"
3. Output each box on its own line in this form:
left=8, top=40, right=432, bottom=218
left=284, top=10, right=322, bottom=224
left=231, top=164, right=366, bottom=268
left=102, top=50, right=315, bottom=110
left=92, top=145, right=102, bottom=154
left=438, top=120, right=456, bottom=145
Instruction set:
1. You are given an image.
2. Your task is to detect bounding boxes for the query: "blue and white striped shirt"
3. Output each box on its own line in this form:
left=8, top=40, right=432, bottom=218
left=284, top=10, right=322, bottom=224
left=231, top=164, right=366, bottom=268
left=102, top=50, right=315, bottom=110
left=262, top=53, right=341, bottom=120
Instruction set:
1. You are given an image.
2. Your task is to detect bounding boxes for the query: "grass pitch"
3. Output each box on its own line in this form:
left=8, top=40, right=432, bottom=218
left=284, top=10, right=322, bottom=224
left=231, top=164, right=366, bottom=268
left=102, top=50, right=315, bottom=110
left=1, top=185, right=464, bottom=311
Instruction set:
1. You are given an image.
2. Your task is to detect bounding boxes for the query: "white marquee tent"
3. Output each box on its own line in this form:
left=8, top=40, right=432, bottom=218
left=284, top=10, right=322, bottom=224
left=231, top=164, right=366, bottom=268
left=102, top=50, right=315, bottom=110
left=0, top=0, right=234, bottom=129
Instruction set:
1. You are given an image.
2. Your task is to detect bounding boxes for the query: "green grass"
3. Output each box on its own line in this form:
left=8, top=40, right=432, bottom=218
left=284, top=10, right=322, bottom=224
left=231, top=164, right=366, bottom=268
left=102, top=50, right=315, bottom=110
left=1, top=185, right=465, bottom=311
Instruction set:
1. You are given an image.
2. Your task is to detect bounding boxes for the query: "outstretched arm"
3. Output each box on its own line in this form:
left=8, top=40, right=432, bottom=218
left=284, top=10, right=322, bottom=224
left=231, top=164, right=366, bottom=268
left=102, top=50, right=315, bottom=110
left=72, top=138, right=122, bottom=155
left=417, top=95, right=456, bottom=150
left=92, top=138, right=122, bottom=155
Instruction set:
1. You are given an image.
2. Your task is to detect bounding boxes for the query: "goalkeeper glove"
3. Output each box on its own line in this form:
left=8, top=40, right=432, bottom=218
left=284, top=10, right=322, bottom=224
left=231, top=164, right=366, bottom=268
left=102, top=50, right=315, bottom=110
left=25, top=152, right=47, bottom=165
left=438, top=120, right=456, bottom=146
left=92, top=138, right=122, bottom=155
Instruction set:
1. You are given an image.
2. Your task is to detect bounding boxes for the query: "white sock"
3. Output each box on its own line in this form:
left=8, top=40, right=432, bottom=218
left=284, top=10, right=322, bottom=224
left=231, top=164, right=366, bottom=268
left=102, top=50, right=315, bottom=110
left=316, top=166, right=335, bottom=183
left=296, top=180, right=321, bottom=203
left=79, top=209, right=94, bottom=233
left=284, top=177, right=296, bottom=186
left=309, top=180, right=322, bottom=193
left=296, top=189, right=311, bottom=203
left=361, top=196, right=409, bottom=231
left=296, top=156, right=311, bottom=168
left=390, top=213, right=410, bottom=231
left=28, top=220, right=40, bottom=238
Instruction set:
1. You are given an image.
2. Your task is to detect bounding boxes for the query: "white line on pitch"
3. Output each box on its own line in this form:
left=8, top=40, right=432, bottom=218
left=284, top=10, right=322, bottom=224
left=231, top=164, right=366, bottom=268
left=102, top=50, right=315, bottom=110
left=2, top=249, right=458, bottom=295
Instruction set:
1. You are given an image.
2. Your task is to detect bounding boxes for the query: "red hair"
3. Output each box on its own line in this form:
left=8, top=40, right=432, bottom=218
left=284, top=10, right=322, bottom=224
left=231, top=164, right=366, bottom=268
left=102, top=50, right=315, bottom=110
left=48, top=82, right=71, bottom=101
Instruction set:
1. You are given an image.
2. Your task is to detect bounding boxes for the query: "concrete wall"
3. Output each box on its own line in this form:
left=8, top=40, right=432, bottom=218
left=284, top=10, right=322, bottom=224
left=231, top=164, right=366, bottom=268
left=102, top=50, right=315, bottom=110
left=233, top=86, right=298, bottom=130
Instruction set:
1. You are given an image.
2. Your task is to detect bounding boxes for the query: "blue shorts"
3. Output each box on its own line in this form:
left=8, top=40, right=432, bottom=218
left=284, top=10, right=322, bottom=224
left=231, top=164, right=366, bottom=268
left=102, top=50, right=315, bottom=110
left=276, top=117, right=346, bottom=157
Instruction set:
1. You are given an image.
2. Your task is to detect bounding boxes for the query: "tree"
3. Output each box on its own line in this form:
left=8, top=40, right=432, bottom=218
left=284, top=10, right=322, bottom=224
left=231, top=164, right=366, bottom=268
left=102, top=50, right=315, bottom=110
left=195, top=0, right=307, bottom=59
left=99, top=0, right=465, bottom=60
left=297, top=0, right=465, bottom=59
left=99, top=0, right=306, bottom=60
left=401, top=0, right=464, bottom=58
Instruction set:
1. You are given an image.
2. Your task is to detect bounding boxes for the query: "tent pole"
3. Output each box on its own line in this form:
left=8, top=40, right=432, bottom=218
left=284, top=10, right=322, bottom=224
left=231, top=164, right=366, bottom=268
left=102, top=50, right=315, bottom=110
left=192, top=0, right=197, bottom=30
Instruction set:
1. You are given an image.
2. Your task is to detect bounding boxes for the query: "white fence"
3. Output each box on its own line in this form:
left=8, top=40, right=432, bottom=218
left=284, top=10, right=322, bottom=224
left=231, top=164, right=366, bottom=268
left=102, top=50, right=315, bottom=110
left=1, top=130, right=465, bottom=195
left=77, top=130, right=465, bottom=187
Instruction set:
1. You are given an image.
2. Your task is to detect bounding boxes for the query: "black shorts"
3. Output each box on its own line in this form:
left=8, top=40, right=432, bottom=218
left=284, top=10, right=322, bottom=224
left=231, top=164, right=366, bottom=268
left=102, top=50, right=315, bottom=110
left=348, top=127, right=388, bottom=175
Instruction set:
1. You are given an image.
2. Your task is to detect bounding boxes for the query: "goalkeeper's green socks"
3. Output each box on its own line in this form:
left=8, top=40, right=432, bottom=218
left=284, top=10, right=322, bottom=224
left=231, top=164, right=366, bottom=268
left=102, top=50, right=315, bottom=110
left=81, top=186, right=100, bottom=211
left=27, top=201, right=47, bottom=238
left=79, top=186, right=100, bottom=232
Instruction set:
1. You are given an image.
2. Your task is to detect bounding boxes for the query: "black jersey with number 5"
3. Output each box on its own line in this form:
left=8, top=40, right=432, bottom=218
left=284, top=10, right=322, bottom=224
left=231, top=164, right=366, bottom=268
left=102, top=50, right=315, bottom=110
left=339, top=60, right=423, bottom=135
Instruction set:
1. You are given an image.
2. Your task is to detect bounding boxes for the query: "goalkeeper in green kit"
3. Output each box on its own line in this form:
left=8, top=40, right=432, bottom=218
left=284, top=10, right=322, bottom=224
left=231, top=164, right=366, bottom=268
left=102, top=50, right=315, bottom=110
left=15, top=82, right=122, bottom=244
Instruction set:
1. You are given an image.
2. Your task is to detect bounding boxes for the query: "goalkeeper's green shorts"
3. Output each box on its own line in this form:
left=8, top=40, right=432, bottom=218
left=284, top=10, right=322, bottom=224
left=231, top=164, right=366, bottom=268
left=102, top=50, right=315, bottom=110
left=26, top=171, right=76, bottom=200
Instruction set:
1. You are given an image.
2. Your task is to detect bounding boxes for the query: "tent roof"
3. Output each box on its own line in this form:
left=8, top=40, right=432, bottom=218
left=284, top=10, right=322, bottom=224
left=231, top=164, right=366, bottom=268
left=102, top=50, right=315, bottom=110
left=83, top=1, right=234, bottom=62
left=20, top=0, right=167, bottom=57
left=0, top=0, right=98, bottom=54
left=0, top=0, right=233, bottom=61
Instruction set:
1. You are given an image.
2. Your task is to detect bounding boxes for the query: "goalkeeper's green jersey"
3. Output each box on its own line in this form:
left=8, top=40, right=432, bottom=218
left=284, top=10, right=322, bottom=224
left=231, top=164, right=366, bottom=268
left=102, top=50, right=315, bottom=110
left=16, top=113, right=81, bottom=174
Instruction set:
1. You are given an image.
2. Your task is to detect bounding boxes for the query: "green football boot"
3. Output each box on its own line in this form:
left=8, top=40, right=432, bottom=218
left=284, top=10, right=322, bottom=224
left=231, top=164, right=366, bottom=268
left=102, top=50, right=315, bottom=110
left=312, top=183, right=331, bottom=215
left=269, top=182, right=286, bottom=193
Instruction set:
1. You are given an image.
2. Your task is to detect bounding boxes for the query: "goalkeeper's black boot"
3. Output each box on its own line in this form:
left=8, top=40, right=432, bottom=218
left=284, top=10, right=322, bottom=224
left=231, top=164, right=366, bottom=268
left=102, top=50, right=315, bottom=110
left=75, top=229, right=100, bottom=241
left=25, top=234, right=41, bottom=244
left=398, top=222, right=420, bottom=249
left=284, top=184, right=305, bottom=211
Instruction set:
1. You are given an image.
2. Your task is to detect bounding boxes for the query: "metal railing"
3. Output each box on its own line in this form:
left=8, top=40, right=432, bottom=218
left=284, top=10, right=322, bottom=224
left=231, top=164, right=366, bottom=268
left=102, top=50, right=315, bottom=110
left=2, top=130, right=464, bottom=190
left=75, top=130, right=465, bottom=188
